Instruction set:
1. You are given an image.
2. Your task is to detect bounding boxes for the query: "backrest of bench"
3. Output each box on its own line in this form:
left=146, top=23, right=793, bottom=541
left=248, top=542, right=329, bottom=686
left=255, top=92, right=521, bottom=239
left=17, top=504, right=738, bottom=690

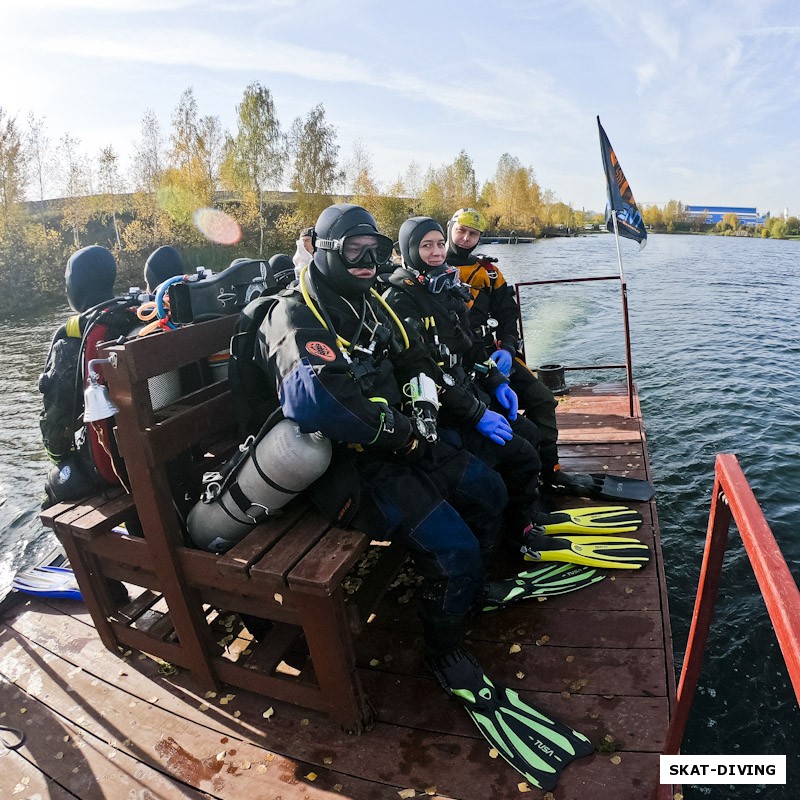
left=100, top=315, right=239, bottom=548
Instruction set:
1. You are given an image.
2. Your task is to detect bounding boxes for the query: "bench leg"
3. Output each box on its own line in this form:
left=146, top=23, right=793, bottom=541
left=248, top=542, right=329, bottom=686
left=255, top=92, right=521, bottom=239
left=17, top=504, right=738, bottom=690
left=294, top=587, right=372, bottom=734
left=54, top=530, right=121, bottom=655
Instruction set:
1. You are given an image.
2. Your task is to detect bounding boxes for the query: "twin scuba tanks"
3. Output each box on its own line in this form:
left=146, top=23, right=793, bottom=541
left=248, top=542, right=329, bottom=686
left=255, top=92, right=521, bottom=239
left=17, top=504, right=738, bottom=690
left=187, top=419, right=332, bottom=553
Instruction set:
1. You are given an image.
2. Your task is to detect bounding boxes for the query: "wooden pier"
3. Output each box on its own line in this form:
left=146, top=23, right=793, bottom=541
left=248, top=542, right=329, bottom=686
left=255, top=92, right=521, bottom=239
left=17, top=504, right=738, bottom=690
left=0, top=381, right=676, bottom=799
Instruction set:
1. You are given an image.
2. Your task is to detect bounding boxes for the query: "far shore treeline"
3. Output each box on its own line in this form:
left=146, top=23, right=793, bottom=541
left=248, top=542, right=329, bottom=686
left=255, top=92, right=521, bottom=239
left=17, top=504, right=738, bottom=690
left=1, top=83, right=797, bottom=315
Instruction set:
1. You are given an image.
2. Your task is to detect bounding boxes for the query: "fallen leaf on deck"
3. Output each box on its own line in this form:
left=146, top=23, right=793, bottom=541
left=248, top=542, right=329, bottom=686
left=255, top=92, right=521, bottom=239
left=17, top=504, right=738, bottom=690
left=509, top=643, right=521, bottom=654
left=262, top=707, right=274, bottom=719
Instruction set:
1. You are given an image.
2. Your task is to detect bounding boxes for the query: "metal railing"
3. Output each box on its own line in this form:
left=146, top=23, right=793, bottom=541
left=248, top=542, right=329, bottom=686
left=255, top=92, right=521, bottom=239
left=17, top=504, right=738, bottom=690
left=663, top=453, right=800, bottom=753
left=515, top=274, right=636, bottom=417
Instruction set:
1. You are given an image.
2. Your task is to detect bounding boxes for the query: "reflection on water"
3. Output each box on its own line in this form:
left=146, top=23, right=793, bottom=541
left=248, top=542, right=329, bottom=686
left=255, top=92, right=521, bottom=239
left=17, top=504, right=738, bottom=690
left=1, top=235, right=798, bottom=796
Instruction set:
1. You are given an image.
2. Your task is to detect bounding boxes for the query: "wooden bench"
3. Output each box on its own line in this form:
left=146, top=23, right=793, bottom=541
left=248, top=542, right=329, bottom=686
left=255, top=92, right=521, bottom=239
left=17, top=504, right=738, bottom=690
left=40, top=314, right=405, bottom=733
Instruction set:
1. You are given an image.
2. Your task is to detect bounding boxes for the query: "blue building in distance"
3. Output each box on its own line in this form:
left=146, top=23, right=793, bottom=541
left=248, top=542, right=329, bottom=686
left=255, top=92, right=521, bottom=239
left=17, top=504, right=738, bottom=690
left=685, top=205, right=765, bottom=226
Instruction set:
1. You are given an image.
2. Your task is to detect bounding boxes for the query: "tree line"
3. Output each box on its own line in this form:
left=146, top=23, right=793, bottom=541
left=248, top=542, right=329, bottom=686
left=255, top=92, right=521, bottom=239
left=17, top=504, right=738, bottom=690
left=641, top=200, right=799, bottom=238
left=0, top=83, right=585, bottom=314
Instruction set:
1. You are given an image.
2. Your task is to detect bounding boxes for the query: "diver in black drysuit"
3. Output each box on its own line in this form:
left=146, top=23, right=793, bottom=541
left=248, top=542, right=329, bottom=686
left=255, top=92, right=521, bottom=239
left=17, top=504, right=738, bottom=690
left=255, top=204, right=508, bottom=659
left=383, top=216, right=543, bottom=542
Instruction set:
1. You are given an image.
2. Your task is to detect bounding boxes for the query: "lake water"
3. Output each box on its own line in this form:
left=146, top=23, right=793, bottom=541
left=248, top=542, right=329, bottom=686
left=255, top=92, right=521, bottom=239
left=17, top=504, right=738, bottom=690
left=1, top=233, right=798, bottom=797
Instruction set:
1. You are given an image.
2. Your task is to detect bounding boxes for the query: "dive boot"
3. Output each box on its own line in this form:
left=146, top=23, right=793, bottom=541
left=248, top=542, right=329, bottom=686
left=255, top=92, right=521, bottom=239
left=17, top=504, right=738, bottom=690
left=543, top=469, right=655, bottom=502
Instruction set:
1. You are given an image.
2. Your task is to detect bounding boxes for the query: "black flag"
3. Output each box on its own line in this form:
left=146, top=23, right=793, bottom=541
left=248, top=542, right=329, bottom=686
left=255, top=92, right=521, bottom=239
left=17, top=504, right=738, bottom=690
left=598, top=117, right=647, bottom=249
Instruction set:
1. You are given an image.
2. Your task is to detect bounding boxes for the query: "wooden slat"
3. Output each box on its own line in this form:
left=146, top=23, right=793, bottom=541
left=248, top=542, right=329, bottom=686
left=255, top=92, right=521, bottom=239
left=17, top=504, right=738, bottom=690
left=249, top=511, right=331, bottom=584
left=217, top=503, right=310, bottom=578
left=288, top=526, right=370, bottom=593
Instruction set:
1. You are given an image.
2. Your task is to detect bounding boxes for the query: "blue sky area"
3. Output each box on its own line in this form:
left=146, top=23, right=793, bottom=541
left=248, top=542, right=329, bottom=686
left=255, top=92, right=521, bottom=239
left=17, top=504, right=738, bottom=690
left=2, top=0, right=800, bottom=216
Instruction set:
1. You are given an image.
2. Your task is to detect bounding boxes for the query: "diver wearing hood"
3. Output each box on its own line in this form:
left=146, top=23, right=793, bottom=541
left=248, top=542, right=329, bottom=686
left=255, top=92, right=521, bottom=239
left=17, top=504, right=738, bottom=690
left=256, top=203, right=508, bottom=661
left=144, top=245, right=185, bottom=294
left=446, top=208, right=560, bottom=478
left=383, top=216, right=543, bottom=541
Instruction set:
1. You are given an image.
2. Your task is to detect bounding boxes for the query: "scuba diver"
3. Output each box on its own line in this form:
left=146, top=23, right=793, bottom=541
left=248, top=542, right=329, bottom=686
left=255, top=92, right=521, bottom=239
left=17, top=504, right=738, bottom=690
left=267, top=253, right=296, bottom=289
left=256, top=204, right=505, bottom=657
left=255, top=203, right=595, bottom=791
left=292, top=225, right=315, bottom=276
left=144, top=245, right=185, bottom=294
left=38, top=245, right=133, bottom=601
left=384, top=216, right=544, bottom=546
left=384, top=217, right=650, bottom=572
left=446, top=207, right=654, bottom=505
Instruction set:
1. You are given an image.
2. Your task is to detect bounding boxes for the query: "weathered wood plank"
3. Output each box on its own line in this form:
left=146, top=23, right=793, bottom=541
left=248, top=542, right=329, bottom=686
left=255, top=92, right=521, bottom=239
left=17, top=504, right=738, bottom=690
left=1, top=616, right=664, bottom=799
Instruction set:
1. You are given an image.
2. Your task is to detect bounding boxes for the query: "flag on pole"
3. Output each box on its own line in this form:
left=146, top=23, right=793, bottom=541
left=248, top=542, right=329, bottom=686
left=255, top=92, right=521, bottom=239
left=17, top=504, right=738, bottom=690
left=598, top=116, right=647, bottom=249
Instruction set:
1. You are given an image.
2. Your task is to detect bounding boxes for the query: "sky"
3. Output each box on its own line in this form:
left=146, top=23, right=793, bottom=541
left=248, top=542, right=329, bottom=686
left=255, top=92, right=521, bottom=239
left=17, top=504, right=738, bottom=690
left=2, top=0, right=800, bottom=216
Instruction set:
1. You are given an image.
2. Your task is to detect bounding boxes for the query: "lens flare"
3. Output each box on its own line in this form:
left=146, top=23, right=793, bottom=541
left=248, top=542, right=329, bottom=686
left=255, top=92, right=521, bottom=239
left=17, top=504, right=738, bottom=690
left=193, top=208, right=242, bottom=245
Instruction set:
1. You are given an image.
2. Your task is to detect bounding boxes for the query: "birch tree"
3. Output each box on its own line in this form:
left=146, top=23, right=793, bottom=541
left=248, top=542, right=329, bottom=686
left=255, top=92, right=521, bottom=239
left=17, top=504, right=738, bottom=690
left=223, top=81, right=285, bottom=254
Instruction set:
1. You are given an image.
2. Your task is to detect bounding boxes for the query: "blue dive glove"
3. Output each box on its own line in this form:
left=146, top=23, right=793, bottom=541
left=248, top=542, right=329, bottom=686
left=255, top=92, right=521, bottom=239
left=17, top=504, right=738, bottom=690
left=493, top=382, right=518, bottom=421
left=490, top=349, right=513, bottom=376
left=476, top=409, right=514, bottom=445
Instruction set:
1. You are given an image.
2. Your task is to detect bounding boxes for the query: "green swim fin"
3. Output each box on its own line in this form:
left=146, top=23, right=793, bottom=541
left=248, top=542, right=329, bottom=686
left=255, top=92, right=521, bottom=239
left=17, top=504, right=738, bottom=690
left=543, top=471, right=655, bottom=502
left=520, top=529, right=651, bottom=570
left=482, top=563, right=605, bottom=611
left=536, top=505, right=643, bottom=535
left=431, top=649, right=593, bottom=791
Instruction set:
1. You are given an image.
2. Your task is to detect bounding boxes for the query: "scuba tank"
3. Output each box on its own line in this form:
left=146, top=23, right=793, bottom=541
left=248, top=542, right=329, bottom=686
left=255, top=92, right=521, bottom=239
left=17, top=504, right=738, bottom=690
left=187, top=419, right=332, bottom=553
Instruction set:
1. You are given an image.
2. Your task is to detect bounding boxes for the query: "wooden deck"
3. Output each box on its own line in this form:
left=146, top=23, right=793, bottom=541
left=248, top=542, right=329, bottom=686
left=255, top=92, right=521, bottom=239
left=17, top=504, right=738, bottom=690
left=0, top=382, right=676, bottom=799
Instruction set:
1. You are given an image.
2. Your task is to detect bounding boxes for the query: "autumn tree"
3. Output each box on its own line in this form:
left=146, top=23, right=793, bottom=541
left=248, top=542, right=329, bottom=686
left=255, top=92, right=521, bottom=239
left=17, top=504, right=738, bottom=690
left=288, top=104, right=343, bottom=224
left=661, top=199, right=687, bottom=232
left=57, top=133, right=93, bottom=248
left=418, top=150, right=478, bottom=222
left=26, top=112, right=51, bottom=201
left=222, top=82, right=285, bottom=254
left=127, top=108, right=169, bottom=249
left=0, top=107, right=26, bottom=232
left=485, top=153, right=541, bottom=231
left=344, top=139, right=379, bottom=208
left=160, top=88, right=221, bottom=235
left=716, top=212, right=739, bottom=233
left=96, top=145, right=126, bottom=248
left=642, top=204, right=664, bottom=231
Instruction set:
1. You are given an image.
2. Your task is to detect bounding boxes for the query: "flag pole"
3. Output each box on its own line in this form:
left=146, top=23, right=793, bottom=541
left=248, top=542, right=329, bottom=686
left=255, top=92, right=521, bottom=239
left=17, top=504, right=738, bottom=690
left=604, top=150, right=635, bottom=417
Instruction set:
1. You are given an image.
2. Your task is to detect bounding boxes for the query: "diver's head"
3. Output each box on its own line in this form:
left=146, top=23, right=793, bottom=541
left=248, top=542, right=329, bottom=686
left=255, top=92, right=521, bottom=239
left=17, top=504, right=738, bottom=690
left=398, top=217, right=446, bottom=273
left=399, top=216, right=463, bottom=294
left=446, top=207, right=487, bottom=261
left=144, top=245, right=184, bottom=293
left=300, top=227, right=315, bottom=254
left=312, top=204, right=392, bottom=297
left=268, top=253, right=295, bottom=288
left=65, top=245, right=117, bottom=312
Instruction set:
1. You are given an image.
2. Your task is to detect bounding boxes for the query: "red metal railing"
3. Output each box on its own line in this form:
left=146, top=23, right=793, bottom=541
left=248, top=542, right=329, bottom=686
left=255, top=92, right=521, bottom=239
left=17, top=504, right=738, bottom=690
left=515, top=274, right=636, bottom=417
left=662, top=453, right=800, bottom=754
